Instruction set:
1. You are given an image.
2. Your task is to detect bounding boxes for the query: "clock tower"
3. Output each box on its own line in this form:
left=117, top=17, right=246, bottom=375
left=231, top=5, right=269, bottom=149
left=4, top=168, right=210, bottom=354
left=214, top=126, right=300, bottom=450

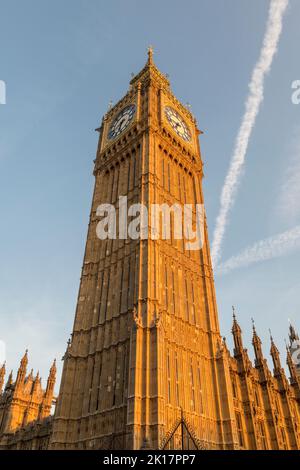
left=50, top=49, right=236, bottom=450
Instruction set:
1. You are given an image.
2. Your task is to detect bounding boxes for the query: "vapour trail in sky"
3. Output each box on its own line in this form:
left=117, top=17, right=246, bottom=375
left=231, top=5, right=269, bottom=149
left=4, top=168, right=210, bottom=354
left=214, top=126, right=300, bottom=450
left=216, top=225, right=300, bottom=275
left=211, top=0, right=289, bottom=268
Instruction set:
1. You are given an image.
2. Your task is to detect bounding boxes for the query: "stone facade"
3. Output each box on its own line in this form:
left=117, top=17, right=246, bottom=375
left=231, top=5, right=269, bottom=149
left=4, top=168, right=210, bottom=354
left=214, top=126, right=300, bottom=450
left=49, top=51, right=300, bottom=450
left=0, top=352, right=56, bottom=449
left=0, top=52, right=300, bottom=450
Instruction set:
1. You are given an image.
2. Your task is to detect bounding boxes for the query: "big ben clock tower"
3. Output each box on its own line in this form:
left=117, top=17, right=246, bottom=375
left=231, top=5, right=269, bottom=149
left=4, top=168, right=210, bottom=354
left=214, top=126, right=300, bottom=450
left=50, top=49, right=237, bottom=450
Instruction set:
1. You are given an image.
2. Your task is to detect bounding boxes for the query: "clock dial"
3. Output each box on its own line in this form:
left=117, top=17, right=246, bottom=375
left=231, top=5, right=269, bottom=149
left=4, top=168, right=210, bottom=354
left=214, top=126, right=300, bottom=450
left=164, top=106, right=191, bottom=142
left=108, top=104, right=136, bottom=140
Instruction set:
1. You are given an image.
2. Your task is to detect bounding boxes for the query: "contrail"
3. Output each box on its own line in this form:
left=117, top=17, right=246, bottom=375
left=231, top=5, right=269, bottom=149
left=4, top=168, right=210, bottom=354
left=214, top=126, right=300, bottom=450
left=216, top=225, right=300, bottom=276
left=211, top=0, right=289, bottom=268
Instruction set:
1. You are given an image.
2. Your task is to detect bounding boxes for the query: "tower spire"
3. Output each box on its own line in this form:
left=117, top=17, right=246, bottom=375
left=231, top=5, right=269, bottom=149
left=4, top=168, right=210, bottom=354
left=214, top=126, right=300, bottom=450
left=32, top=371, right=41, bottom=394
left=0, top=362, right=6, bottom=393
left=16, top=349, right=28, bottom=386
left=231, top=306, right=243, bottom=355
left=252, top=319, right=264, bottom=366
left=46, top=359, right=56, bottom=397
left=147, top=45, right=154, bottom=65
left=269, top=330, right=281, bottom=372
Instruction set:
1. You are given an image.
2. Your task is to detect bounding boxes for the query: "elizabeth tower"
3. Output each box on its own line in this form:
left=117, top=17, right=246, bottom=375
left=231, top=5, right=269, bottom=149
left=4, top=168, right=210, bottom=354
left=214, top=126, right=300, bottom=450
left=50, top=50, right=236, bottom=450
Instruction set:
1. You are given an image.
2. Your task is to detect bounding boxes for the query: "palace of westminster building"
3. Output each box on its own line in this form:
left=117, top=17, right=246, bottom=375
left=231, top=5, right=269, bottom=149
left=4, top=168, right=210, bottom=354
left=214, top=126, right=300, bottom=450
left=0, top=50, right=300, bottom=451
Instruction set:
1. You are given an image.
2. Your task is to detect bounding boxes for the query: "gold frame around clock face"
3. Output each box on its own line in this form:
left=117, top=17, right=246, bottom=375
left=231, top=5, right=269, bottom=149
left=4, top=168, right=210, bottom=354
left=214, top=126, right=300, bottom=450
left=164, top=106, right=191, bottom=142
left=108, top=104, right=136, bottom=140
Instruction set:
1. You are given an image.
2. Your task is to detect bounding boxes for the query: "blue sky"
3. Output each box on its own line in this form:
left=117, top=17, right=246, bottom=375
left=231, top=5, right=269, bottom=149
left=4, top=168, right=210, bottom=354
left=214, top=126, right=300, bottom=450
left=0, top=0, right=299, bottom=389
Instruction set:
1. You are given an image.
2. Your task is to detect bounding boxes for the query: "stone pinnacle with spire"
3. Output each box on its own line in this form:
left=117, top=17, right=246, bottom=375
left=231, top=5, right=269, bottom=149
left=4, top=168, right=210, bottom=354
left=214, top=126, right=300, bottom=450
left=269, top=330, right=282, bottom=372
left=16, top=349, right=28, bottom=386
left=231, top=306, right=243, bottom=355
left=252, top=319, right=264, bottom=366
left=46, top=359, right=57, bottom=397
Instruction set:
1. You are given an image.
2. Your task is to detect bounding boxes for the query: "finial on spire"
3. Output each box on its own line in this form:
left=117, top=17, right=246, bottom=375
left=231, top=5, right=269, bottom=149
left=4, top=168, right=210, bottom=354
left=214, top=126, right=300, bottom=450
left=50, top=359, right=57, bottom=376
left=147, top=45, right=154, bottom=64
left=251, top=317, right=256, bottom=332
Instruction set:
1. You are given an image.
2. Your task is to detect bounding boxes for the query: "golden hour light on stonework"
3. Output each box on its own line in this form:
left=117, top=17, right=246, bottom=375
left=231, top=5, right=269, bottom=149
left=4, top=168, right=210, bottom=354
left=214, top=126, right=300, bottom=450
left=1, top=1, right=300, bottom=455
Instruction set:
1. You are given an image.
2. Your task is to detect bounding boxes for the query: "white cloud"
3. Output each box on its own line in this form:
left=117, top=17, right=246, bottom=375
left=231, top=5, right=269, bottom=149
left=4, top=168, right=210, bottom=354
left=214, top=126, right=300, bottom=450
left=211, top=0, right=289, bottom=268
left=216, top=225, right=300, bottom=275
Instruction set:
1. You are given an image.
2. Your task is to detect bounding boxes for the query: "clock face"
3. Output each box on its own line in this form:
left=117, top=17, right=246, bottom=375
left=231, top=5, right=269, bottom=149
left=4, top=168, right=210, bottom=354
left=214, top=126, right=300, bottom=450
left=108, top=104, right=136, bottom=140
left=164, top=106, right=191, bottom=142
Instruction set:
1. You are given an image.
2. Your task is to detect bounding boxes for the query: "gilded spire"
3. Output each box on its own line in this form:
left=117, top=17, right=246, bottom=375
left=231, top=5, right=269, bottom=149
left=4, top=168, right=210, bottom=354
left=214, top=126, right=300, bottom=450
left=129, top=47, right=170, bottom=91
